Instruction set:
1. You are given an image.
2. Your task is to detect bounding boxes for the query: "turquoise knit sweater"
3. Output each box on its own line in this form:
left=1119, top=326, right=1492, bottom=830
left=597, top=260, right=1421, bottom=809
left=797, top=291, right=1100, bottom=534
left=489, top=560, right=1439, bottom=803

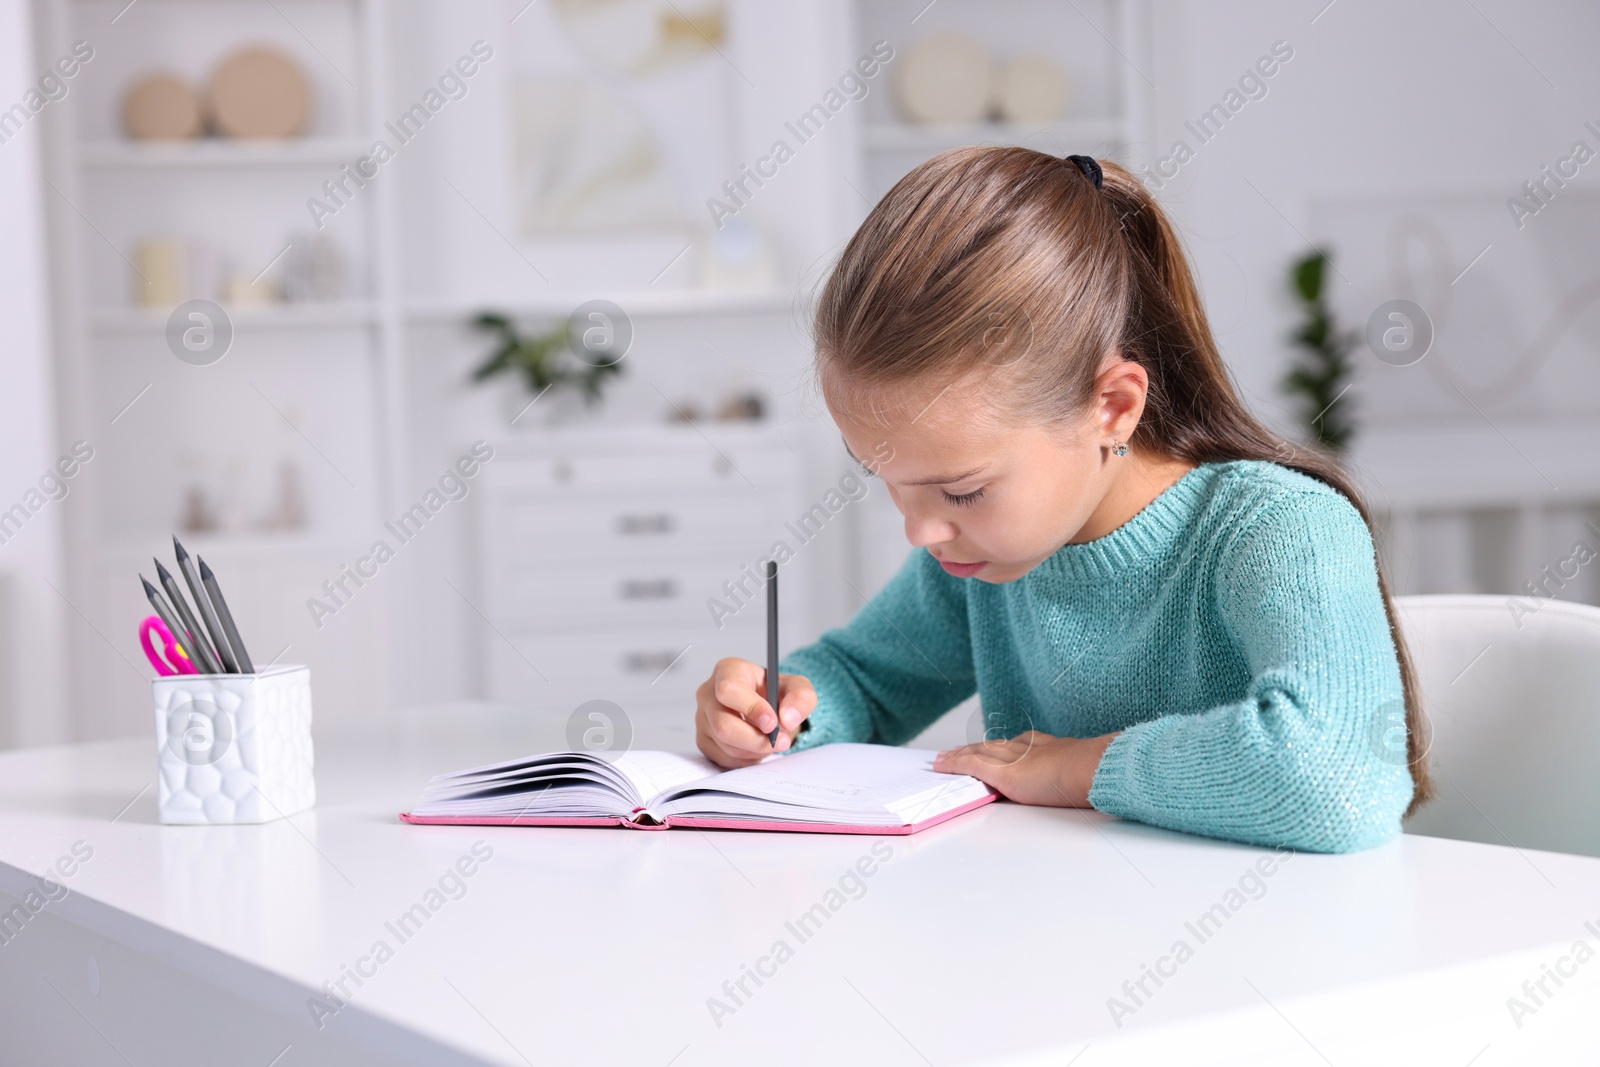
left=781, top=459, right=1415, bottom=853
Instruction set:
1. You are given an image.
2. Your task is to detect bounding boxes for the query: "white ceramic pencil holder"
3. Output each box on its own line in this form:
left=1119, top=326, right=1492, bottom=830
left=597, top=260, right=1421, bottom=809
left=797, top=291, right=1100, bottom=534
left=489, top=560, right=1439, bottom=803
left=152, top=664, right=316, bottom=825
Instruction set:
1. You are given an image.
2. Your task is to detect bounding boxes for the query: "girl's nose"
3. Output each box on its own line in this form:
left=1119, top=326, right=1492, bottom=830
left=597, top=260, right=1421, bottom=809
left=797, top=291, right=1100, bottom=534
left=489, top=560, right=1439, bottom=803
left=903, top=510, right=957, bottom=549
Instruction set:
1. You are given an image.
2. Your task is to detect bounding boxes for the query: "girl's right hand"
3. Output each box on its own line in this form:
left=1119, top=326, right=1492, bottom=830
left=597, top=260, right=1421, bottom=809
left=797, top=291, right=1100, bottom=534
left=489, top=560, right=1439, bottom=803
left=695, top=657, right=817, bottom=768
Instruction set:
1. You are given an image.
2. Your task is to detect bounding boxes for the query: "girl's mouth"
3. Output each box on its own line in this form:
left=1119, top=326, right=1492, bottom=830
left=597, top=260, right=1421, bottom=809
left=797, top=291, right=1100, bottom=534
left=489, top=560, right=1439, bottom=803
left=938, top=559, right=987, bottom=578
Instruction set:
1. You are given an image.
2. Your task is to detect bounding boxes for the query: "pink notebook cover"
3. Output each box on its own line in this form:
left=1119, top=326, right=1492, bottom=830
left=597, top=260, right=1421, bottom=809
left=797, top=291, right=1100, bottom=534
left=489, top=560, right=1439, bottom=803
left=400, top=789, right=999, bottom=835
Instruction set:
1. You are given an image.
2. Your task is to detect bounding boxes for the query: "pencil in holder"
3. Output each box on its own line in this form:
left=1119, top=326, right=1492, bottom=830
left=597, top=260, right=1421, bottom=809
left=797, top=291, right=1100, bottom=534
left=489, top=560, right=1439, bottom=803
left=152, top=664, right=316, bottom=825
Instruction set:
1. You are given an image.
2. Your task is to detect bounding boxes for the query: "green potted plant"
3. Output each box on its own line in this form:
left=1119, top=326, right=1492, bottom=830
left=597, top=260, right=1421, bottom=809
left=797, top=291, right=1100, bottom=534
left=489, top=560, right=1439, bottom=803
left=469, top=312, right=625, bottom=421
left=1281, top=249, right=1357, bottom=453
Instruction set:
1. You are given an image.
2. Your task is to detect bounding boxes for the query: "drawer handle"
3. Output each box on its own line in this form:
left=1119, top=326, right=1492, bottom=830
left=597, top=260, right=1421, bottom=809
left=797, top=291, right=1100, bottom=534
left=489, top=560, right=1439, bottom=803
left=619, top=578, right=678, bottom=600
left=623, top=650, right=683, bottom=674
left=616, top=513, right=675, bottom=535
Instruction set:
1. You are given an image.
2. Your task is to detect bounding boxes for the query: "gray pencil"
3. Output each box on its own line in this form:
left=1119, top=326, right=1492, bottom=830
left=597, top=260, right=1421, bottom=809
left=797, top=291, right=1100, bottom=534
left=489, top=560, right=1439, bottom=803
left=198, top=556, right=254, bottom=674
left=174, top=537, right=237, bottom=673
left=766, top=559, right=779, bottom=747
left=140, top=576, right=197, bottom=672
left=154, top=559, right=223, bottom=674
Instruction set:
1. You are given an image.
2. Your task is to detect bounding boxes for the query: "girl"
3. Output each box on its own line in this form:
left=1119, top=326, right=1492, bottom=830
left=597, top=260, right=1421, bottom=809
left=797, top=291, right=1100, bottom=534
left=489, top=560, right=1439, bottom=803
left=693, top=147, right=1429, bottom=854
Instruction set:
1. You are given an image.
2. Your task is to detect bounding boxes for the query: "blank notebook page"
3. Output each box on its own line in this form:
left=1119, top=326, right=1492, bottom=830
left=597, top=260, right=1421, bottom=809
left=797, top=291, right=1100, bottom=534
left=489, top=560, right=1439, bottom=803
left=652, top=743, right=991, bottom=825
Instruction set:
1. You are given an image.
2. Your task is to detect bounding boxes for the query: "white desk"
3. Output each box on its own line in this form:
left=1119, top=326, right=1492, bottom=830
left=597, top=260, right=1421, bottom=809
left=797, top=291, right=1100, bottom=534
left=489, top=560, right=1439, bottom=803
left=2, top=703, right=1598, bottom=1066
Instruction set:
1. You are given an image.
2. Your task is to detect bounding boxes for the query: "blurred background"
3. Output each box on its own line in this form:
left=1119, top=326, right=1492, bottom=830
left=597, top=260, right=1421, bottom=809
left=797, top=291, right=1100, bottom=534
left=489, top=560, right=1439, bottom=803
left=0, top=0, right=1596, bottom=750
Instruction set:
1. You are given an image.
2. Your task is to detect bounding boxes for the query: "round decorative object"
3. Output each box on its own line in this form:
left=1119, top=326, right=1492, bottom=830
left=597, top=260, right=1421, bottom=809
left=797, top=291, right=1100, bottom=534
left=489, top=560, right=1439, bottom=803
left=894, top=32, right=991, bottom=125
left=122, top=73, right=204, bottom=140
left=209, top=47, right=311, bottom=138
left=995, top=54, right=1072, bottom=124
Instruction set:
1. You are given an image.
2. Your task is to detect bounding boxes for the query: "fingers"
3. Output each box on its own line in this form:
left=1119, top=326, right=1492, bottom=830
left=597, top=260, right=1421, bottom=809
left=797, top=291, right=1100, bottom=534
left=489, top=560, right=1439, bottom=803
left=696, top=704, right=765, bottom=768
left=933, top=737, right=1033, bottom=773
left=695, top=659, right=819, bottom=767
left=931, top=746, right=1007, bottom=788
left=712, top=658, right=777, bottom=731
left=696, top=673, right=753, bottom=768
left=775, top=673, right=817, bottom=735
left=705, top=658, right=781, bottom=760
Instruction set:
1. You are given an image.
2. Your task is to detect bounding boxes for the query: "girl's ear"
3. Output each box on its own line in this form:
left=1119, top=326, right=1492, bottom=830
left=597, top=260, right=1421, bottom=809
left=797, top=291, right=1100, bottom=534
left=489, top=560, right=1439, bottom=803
left=1094, top=358, right=1149, bottom=443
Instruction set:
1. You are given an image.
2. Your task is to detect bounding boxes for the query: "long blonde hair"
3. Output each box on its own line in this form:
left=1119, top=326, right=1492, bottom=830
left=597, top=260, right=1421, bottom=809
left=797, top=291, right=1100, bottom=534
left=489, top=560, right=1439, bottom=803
left=815, top=145, right=1431, bottom=814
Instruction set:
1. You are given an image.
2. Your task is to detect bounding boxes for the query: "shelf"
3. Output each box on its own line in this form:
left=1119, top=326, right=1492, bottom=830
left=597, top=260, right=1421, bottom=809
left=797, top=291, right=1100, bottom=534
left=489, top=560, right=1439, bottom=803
left=92, top=301, right=380, bottom=333
left=863, top=117, right=1125, bottom=154
left=1347, top=418, right=1600, bottom=510
left=404, top=287, right=797, bottom=323
left=80, top=137, right=371, bottom=170
left=100, top=531, right=365, bottom=565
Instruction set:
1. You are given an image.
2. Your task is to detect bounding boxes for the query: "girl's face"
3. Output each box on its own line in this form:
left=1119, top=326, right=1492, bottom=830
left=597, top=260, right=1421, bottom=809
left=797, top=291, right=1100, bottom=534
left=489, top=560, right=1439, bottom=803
left=830, top=359, right=1156, bottom=584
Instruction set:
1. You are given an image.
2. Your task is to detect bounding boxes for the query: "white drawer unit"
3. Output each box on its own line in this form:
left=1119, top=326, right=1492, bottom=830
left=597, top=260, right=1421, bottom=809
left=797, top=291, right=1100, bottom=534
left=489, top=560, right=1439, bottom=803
left=487, top=446, right=797, bottom=499
left=492, top=555, right=768, bottom=628
left=487, top=492, right=776, bottom=563
left=478, top=424, right=807, bottom=722
left=487, top=616, right=766, bottom=723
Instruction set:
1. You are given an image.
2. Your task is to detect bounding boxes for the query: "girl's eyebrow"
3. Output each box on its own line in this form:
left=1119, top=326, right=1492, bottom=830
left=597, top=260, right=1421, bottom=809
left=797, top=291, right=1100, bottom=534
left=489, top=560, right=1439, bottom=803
left=841, top=437, right=985, bottom=486
left=904, top=466, right=987, bottom=487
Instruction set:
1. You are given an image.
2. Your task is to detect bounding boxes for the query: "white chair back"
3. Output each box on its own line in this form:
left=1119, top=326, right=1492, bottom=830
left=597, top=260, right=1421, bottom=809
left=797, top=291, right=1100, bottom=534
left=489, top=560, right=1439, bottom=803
left=1396, top=594, right=1600, bottom=858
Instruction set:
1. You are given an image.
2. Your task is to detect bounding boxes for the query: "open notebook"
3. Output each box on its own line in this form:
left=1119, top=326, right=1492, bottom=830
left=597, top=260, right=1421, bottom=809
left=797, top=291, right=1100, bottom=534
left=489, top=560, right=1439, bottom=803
left=400, top=743, right=999, bottom=835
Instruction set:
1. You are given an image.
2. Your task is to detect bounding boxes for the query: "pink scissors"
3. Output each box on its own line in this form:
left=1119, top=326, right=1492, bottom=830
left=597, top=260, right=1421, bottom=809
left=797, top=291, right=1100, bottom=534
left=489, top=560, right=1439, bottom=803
left=140, top=615, right=198, bottom=676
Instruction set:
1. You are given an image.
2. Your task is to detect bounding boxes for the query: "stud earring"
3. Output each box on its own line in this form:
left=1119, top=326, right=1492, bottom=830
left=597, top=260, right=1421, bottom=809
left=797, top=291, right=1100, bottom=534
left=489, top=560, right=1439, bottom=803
left=1112, top=441, right=1128, bottom=457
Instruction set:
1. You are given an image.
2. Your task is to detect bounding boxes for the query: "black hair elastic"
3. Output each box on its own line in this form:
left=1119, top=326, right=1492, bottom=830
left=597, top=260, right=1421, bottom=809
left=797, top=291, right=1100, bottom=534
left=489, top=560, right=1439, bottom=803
left=1065, top=154, right=1103, bottom=190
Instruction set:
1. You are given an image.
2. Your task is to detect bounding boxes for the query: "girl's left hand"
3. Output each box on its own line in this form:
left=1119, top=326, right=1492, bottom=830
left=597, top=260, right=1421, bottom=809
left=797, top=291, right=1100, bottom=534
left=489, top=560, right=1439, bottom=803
left=933, top=731, right=1119, bottom=807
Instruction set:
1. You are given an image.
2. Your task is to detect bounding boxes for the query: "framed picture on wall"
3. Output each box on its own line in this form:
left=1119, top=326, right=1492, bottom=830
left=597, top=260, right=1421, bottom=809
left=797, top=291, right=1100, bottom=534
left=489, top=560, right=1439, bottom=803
left=510, top=0, right=735, bottom=235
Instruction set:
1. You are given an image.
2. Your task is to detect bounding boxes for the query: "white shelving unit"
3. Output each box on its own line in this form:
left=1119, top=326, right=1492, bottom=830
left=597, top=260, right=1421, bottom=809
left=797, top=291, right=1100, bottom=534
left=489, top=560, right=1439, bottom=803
left=850, top=0, right=1153, bottom=202
left=860, top=116, right=1127, bottom=154
left=78, top=136, right=375, bottom=169
left=35, top=0, right=816, bottom=739
left=38, top=0, right=404, bottom=738
left=90, top=301, right=383, bottom=332
left=402, top=288, right=790, bottom=324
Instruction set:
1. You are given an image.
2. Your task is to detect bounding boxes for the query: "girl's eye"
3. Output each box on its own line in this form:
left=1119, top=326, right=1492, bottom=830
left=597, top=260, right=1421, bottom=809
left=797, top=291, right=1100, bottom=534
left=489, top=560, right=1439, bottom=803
left=941, top=487, right=985, bottom=508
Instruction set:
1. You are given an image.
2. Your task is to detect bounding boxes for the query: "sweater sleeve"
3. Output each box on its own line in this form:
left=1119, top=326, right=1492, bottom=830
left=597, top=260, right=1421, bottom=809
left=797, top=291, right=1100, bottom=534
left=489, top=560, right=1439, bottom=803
left=780, top=547, right=977, bottom=749
left=1086, top=490, right=1416, bottom=853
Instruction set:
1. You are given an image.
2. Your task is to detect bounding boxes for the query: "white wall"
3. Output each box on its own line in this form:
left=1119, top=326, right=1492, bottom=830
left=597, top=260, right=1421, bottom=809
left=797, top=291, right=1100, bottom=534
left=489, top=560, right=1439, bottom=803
left=1148, top=0, right=1600, bottom=443
left=0, top=0, right=68, bottom=746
